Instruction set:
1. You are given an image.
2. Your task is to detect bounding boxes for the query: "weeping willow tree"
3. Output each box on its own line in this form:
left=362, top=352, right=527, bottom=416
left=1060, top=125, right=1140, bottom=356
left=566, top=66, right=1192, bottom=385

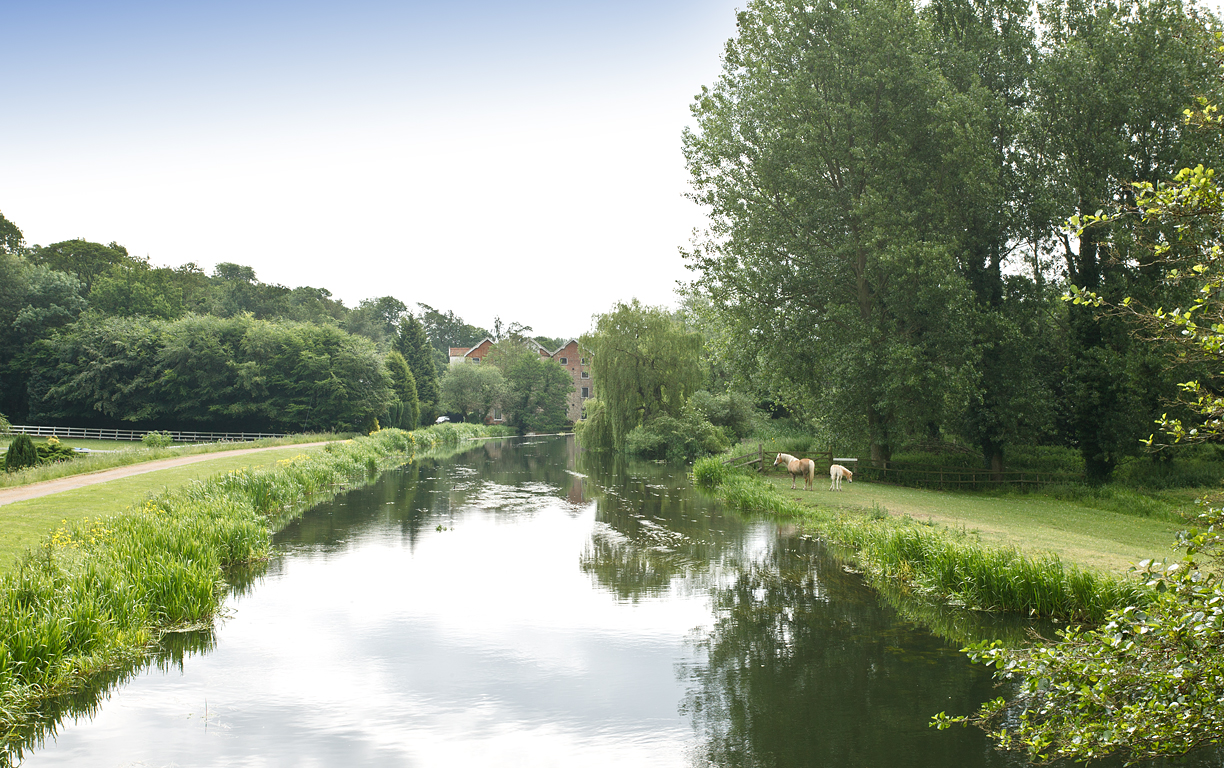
left=578, top=300, right=702, bottom=450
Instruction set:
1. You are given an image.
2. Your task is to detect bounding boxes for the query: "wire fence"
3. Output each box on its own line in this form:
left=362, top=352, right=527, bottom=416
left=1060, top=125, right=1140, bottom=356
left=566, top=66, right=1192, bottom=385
left=4, top=425, right=287, bottom=443
left=856, top=462, right=1084, bottom=489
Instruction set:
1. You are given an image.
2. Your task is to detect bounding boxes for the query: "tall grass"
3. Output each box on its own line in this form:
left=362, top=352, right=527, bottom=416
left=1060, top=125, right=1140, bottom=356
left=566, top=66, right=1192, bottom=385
left=0, top=424, right=497, bottom=758
left=694, top=461, right=1146, bottom=624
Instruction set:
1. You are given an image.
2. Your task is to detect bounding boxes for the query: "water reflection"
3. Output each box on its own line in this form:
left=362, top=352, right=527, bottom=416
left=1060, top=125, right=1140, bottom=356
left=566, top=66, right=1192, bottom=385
left=19, top=437, right=1217, bottom=767
left=684, top=534, right=1022, bottom=768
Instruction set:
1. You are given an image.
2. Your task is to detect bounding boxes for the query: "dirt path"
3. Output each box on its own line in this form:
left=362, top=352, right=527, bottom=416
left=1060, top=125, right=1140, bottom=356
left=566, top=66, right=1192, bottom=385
left=0, top=442, right=332, bottom=507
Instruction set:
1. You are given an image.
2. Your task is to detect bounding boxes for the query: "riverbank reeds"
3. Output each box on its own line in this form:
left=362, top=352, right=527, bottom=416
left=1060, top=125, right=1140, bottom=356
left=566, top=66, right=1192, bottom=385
left=693, top=457, right=1146, bottom=624
left=0, top=424, right=499, bottom=759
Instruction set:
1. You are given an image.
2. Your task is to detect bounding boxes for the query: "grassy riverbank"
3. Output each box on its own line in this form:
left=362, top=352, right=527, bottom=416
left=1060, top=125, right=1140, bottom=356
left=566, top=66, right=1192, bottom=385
left=0, top=433, right=348, bottom=490
left=0, top=423, right=498, bottom=757
left=766, top=478, right=1185, bottom=575
left=693, top=458, right=1148, bottom=623
left=0, top=445, right=335, bottom=576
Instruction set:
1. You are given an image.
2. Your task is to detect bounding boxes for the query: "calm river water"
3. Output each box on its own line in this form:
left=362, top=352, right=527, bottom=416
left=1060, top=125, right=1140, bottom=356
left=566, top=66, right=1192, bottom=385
left=19, top=436, right=1215, bottom=767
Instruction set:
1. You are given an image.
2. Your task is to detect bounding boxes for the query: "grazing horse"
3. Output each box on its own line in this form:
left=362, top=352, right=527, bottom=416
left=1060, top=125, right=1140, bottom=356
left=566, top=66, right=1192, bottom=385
left=774, top=452, right=816, bottom=491
left=829, top=464, right=853, bottom=491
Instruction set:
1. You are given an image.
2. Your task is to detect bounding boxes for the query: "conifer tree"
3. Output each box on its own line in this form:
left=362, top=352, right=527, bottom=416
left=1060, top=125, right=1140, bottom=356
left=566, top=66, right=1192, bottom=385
left=395, top=315, right=440, bottom=425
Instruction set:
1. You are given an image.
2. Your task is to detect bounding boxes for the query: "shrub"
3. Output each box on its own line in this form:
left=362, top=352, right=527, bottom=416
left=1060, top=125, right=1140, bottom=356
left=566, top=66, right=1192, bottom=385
left=4, top=435, right=39, bottom=472
left=0, top=413, right=10, bottom=435
left=624, top=412, right=730, bottom=462
left=36, top=436, right=75, bottom=464
left=141, top=431, right=174, bottom=449
left=1112, top=456, right=1224, bottom=490
left=687, top=390, right=758, bottom=441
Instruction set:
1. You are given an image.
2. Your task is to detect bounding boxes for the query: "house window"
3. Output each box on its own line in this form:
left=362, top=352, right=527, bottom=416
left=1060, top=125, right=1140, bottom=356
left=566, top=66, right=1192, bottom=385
left=580, top=358, right=588, bottom=365
left=493, top=408, right=502, bottom=421
left=471, top=357, right=480, bottom=363
left=580, top=371, right=589, bottom=379
left=581, top=387, right=589, bottom=398
left=559, top=357, right=567, bottom=365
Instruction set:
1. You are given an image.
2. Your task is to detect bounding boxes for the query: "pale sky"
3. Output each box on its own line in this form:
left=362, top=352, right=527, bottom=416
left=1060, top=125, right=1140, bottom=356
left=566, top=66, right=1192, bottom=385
left=2, top=1, right=743, bottom=340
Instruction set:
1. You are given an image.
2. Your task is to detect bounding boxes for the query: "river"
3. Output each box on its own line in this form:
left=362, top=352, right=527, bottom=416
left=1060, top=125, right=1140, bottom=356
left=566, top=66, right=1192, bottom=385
left=18, top=436, right=1213, bottom=767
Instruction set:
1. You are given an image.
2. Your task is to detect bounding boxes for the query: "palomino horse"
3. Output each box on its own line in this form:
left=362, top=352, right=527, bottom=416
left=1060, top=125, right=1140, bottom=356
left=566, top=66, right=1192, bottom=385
left=773, top=452, right=816, bottom=491
left=829, top=464, right=853, bottom=491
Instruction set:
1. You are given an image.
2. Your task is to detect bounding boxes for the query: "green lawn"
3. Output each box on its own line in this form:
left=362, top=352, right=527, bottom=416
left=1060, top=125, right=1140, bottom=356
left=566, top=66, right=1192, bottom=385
left=766, top=476, right=1188, bottom=575
left=0, top=444, right=329, bottom=575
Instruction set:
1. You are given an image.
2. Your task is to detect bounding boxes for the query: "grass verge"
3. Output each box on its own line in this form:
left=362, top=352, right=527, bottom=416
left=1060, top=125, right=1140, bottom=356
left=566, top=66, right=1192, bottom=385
left=694, top=457, right=1148, bottom=624
left=0, top=422, right=497, bottom=758
left=0, top=433, right=349, bottom=490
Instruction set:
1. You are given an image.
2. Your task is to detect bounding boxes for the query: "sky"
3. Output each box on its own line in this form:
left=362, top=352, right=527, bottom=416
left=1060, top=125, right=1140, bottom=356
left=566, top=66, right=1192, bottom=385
left=1, top=0, right=744, bottom=340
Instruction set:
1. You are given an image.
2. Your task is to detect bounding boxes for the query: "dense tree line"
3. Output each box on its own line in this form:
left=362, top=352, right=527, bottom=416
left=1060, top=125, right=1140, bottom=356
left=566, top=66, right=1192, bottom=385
left=682, top=0, right=1224, bottom=480
left=0, top=214, right=535, bottom=432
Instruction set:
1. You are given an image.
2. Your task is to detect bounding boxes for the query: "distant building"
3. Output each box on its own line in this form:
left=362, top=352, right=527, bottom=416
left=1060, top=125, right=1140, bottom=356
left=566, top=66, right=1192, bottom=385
left=449, top=337, right=592, bottom=424
left=547, top=339, right=592, bottom=423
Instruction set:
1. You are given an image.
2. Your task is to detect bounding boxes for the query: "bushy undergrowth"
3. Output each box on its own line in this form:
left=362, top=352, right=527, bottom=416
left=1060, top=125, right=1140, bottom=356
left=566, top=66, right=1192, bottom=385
left=0, top=424, right=493, bottom=755
left=140, top=431, right=174, bottom=449
left=624, top=411, right=731, bottom=462
left=694, top=463, right=1144, bottom=623
left=1113, top=455, right=1224, bottom=490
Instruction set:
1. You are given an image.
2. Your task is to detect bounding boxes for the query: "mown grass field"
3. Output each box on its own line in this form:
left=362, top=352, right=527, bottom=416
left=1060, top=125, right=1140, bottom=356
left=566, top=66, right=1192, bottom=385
left=0, top=444, right=332, bottom=575
left=762, top=473, right=1189, bottom=575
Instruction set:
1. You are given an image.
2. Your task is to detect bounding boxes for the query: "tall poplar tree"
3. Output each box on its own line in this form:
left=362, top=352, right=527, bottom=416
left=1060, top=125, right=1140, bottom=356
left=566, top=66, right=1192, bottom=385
left=683, top=0, right=979, bottom=464
left=1029, top=0, right=1222, bottom=479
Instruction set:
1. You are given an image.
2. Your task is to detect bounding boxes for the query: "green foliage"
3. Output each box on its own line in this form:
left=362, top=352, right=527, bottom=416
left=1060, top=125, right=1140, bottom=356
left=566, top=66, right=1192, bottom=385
left=29, top=239, right=130, bottom=292
left=952, top=70, right=1224, bottom=761
left=439, top=363, right=507, bottom=423
left=344, top=296, right=408, bottom=348
left=940, top=525, right=1224, bottom=763
left=502, top=353, right=572, bottom=434
left=581, top=300, right=702, bottom=448
left=89, top=258, right=186, bottom=320
left=623, top=410, right=731, bottom=463
left=687, top=390, right=757, bottom=441
left=0, top=413, right=9, bottom=434
left=141, top=431, right=174, bottom=449
left=395, top=314, right=440, bottom=425
left=384, top=351, right=420, bottom=429
left=574, top=398, right=614, bottom=450
left=29, top=314, right=394, bottom=432
left=0, top=211, right=23, bottom=254
left=34, top=437, right=75, bottom=464
left=692, top=455, right=730, bottom=487
left=416, top=303, right=489, bottom=356
left=4, top=435, right=38, bottom=472
left=684, top=0, right=982, bottom=463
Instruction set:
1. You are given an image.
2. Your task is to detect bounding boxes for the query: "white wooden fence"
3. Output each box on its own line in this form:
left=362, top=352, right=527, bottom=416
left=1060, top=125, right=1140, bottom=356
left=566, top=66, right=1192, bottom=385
left=4, top=425, right=287, bottom=443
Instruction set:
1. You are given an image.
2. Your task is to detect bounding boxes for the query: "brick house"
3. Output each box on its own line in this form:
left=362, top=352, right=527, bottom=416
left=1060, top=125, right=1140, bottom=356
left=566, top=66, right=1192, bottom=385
left=548, top=339, right=592, bottom=423
left=448, top=337, right=593, bottom=425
